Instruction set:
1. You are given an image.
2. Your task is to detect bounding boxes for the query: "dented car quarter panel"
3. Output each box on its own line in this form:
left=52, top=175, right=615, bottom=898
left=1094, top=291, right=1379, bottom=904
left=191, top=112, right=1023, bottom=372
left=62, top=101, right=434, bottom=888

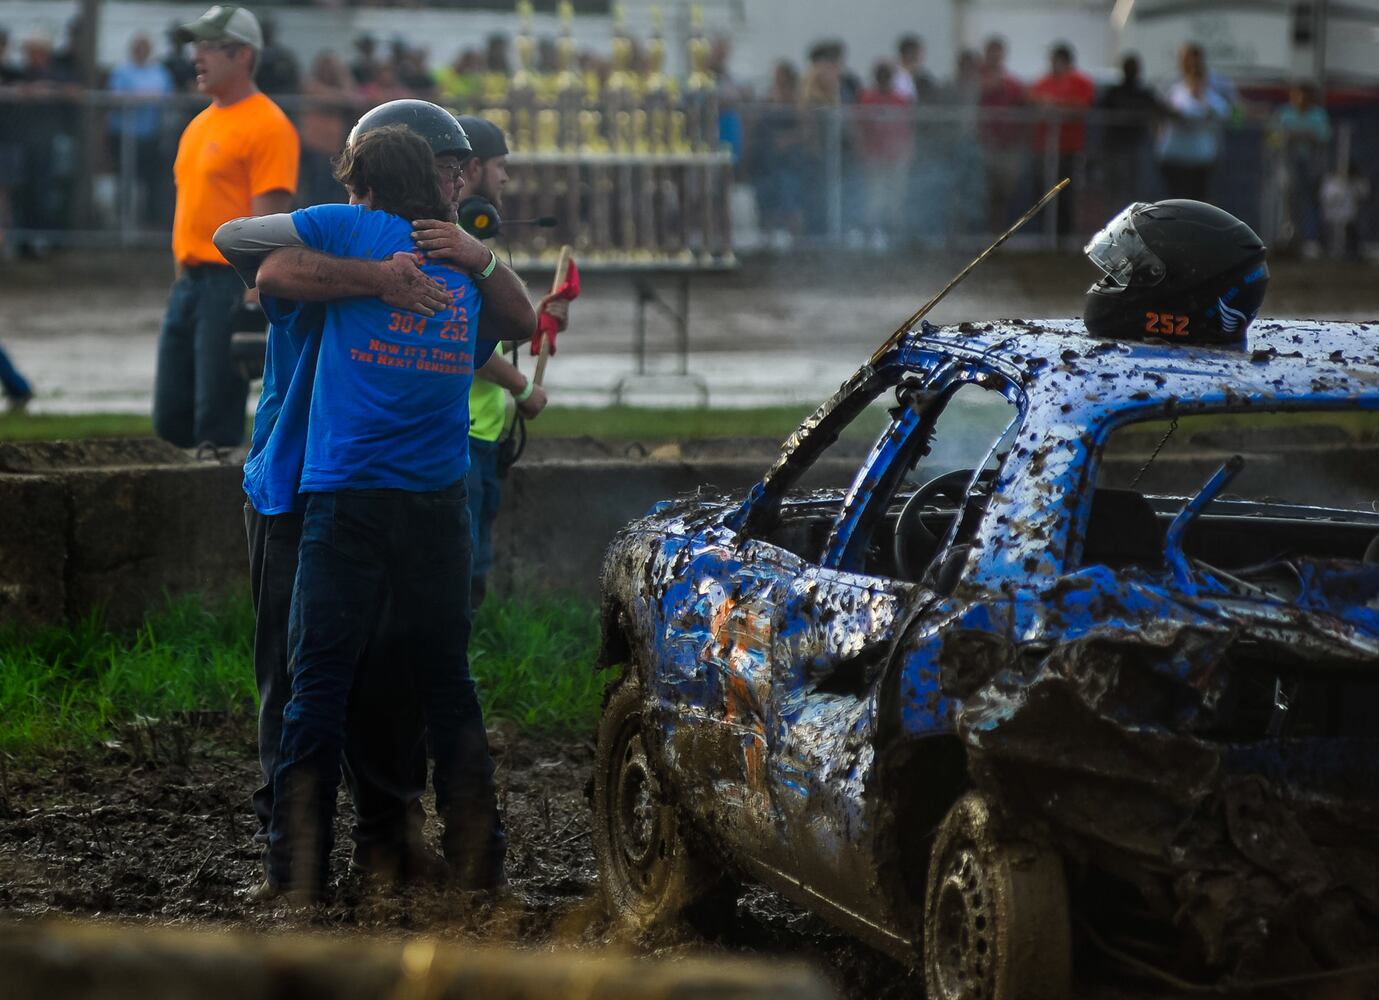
left=598, top=318, right=1379, bottom=972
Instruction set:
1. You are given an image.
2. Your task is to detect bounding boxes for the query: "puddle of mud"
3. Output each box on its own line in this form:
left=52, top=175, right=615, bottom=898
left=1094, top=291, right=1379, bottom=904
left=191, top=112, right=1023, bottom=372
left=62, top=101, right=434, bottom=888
left=0, top=720, right=877, bottom=995
left=0, top=720, right=600, bottom=940
left=0, top=718, right=1169, bottom=999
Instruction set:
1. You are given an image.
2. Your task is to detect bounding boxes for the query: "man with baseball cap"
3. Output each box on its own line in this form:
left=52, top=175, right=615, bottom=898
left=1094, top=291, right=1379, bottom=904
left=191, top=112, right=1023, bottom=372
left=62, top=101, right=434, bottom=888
left=447, top=115, right=574, bottom=609
left=175, top=3, right=264, bottom=49
left=153, top=4, right=298, bottom=451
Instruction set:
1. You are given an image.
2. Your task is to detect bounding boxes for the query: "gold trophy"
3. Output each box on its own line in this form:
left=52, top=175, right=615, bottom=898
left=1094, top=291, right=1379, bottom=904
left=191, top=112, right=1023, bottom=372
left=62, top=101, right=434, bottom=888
left=536, top=109, right=560, bottom=153
left=605, top=4, right=638, bottom=97
left=683, top=4, right=717, bottom=154
left=604, top=5, right=638, bottom=257
left=509, top=0, right=537, bottom=153
left=640, top=6, right=674, bottom=260
left=643, top=6, right=672, bottom=155
left=669, top=110, right=690, bottom=155
left=579, top=110, right=608, bottom=153
left=511, top=0, right=535, bottom=92
left=481, top=17, right=510, bottom=111
left=554, top=0, right=581, bottom=151
left=683, top=5, right=721, bottom=261
left=606, top=53, right=636, bottom=149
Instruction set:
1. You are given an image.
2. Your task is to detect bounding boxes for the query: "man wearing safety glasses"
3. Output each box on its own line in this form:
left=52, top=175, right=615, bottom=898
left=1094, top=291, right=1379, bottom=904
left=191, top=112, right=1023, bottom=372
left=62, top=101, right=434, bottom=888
left=153, top=5, right=298, bottom=451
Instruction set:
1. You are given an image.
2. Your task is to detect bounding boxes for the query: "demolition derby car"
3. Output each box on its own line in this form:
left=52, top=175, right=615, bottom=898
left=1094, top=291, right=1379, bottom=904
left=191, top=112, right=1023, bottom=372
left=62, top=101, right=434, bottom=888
left=592, top=318, right=1379, bottom=998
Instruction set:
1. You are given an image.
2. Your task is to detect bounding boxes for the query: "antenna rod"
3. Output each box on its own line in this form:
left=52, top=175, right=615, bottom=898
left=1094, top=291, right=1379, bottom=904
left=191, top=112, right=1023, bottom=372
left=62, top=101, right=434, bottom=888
left=870, top=178, right=1070, bottom=365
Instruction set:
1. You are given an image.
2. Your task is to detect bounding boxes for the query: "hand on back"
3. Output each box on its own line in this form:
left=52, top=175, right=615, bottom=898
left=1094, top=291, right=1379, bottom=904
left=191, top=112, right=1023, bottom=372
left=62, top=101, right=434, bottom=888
left=412, top=219, right=492, bottom=273
left=378, top=251, right=450, bottom=316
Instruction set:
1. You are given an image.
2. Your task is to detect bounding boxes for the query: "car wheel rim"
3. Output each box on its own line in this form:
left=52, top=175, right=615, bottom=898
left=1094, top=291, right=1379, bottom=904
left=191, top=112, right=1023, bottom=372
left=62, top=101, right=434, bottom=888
left=610, top=725, right=672, bottom=899
left=932, top=845, right=996, bottom=1000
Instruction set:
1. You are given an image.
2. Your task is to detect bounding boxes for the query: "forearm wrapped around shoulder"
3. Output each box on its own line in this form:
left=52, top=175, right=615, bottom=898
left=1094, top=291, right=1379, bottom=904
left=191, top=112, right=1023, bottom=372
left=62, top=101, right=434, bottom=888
left=213, top=214, right=305, bottom=288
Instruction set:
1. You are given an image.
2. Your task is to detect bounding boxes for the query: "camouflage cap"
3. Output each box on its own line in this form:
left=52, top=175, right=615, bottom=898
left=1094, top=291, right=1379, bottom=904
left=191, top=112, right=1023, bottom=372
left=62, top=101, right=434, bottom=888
left=175, top=5, right=263, bottom=50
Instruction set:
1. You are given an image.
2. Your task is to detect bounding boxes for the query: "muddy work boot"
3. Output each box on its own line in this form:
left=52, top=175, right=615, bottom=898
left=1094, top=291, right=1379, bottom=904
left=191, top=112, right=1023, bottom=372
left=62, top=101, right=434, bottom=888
left=443, top=834, right=509, bottom=895
left=243, top=877, right=326, bottom=907
left=349, top=841, right=449, bottom=887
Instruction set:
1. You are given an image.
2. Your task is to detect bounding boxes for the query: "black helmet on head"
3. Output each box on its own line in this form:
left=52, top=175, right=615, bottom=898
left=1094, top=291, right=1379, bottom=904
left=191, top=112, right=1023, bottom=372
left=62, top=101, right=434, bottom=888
left=348, top=99, right=472, bottom=160
left=455, top=115, right=509, bottom=162
left=1084, top=199, right=1268, bottom=348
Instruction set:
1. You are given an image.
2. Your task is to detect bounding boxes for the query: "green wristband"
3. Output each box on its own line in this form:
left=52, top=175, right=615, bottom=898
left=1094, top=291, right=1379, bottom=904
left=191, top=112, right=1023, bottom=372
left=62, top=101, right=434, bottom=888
left=513, top=378, right=536, bottom=403
left=476, top=248, right=498, bottom=281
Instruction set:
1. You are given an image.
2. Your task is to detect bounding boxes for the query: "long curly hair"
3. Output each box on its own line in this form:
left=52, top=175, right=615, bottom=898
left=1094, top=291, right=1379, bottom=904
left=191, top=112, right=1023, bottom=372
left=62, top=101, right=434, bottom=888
left=333, top=125, right=448, bottom=222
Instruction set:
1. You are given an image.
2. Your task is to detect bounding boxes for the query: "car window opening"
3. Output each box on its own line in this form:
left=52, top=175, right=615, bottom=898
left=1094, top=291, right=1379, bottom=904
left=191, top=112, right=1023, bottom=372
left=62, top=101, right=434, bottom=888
left=892, top=383, right=1022, bottom=588
left=1085, top=409, right=1379, bottom=584
left=753, top=379, right=1020, bottom=587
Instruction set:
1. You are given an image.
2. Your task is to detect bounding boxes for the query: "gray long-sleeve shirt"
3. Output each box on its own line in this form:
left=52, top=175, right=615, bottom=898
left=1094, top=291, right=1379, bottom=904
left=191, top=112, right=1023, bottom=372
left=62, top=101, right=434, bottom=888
left=213, top=213, right=305, bottom=288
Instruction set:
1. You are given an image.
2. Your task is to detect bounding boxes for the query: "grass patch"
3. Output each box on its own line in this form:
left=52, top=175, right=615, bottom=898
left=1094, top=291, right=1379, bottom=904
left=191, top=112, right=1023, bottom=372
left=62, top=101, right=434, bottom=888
left=0, top=406, right=887, bottom=445
left=470, top=596, right=609, bottom=736
left=0, top=594, right=257, bottom=755
left=0, top=592, right=607, bottom=755
left=527, top=404, right=887, bottom=441
left=0, top=412, right=154, bottom=441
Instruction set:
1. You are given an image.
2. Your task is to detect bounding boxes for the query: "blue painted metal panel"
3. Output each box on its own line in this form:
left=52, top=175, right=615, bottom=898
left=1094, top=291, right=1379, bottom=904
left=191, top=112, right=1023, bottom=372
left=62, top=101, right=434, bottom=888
left=597, top=318, right=1379, bottom=972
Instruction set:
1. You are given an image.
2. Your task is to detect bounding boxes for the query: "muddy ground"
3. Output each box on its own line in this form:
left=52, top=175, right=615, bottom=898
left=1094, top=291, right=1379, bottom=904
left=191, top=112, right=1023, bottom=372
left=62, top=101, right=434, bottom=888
left=0, top=716, right=1186, bottom=999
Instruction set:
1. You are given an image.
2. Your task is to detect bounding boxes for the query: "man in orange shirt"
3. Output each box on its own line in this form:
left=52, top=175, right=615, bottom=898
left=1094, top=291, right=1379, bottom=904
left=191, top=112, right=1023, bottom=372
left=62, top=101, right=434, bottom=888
left=153, top=5, right=298, bottom=449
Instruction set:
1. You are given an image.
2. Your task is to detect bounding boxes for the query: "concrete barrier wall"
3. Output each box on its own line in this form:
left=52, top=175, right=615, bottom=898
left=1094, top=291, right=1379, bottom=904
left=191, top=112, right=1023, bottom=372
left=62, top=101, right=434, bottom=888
left=0, top=440, right=246, bottom=628
left=485, top=456, right=858, bottom=597
left=0, top=439, right=845, bottom=627
left=3, top=436, right=1377, bottom=628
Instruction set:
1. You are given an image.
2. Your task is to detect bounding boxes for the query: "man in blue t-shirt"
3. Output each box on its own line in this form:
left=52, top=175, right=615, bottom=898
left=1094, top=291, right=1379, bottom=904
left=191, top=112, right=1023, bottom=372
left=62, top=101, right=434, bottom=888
left=231, top=125, right=506, bottom=899
left=231, top=284, right=447, bottom=883
left=218, top=104, right=536, bottom=897
left=217, top=117, right=464, bottom=885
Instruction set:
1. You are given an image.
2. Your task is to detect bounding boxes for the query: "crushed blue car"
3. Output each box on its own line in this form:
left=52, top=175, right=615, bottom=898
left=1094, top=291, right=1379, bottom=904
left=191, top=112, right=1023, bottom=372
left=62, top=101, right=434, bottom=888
left=590, top=318, right=1379, bottom=999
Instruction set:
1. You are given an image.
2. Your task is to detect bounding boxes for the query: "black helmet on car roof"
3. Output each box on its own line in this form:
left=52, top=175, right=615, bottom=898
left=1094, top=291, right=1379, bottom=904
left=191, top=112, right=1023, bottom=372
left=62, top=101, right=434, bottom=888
left=348, top=99, right=472, bottom=160
left=1083, top=199, right=1268, bottom=348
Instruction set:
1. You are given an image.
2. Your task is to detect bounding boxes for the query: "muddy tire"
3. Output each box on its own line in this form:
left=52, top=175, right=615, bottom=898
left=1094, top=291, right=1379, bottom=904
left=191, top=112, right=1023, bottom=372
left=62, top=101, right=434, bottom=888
left=923, top=792, right=1072, bottom=1000
left=592, top=673, right=720, bottom=934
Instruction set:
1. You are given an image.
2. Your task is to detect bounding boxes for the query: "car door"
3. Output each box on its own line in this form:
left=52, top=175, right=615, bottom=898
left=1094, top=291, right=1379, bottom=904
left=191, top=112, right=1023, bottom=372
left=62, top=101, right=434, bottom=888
left=759, top=375, right=1025, bottom=922
left=652, top=368, right=910, bottom=867
left=754, top=402, right=932, bottom=918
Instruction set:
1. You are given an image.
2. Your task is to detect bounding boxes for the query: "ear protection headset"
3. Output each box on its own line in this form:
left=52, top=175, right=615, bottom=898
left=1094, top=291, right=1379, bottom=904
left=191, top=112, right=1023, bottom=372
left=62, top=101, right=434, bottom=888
left=458, top=195, right=502, bottom=240
left=457, top=197, right=559, bottom=241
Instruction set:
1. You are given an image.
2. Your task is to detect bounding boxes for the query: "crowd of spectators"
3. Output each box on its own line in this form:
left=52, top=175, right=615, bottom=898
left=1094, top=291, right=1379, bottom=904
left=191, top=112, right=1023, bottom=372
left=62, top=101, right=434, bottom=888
left=742, top=34, right=1364, bottom=256
left=0, top=16, right=1368, bottom=259
left=0, top=24, right=82, bottom=257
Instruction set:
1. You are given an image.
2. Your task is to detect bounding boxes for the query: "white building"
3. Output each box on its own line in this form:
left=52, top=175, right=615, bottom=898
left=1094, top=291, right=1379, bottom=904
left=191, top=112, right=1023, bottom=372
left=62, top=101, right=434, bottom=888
left=0, top=0, right=1377, bottom=89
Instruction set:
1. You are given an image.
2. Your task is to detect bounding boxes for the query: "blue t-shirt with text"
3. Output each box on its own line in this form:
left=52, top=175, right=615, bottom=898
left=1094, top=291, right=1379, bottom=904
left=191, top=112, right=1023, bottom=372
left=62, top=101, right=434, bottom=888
left=294, top=203, right=491, bottom=494
left=241, top=296, right=324, bottom=515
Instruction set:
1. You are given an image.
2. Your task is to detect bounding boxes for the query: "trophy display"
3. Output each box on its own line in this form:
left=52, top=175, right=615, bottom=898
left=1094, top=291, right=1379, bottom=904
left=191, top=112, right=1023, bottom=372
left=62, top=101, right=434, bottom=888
left=444, top=0, right=733, bottom=270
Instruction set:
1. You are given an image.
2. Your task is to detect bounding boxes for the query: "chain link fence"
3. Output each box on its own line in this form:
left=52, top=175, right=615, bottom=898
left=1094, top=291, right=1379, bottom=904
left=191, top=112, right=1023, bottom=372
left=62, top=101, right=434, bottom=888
left=2, top=91, right=1376, bottom=258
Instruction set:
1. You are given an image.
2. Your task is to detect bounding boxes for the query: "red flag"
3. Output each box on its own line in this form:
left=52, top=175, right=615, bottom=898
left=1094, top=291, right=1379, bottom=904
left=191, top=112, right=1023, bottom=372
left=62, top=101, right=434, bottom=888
left=532, top=258, right=580, bottom=357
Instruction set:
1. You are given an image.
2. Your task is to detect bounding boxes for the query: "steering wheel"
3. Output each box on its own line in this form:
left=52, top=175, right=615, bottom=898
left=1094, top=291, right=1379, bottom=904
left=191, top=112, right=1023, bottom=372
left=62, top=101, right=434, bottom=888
left=892, top=468, right=986, bottom=582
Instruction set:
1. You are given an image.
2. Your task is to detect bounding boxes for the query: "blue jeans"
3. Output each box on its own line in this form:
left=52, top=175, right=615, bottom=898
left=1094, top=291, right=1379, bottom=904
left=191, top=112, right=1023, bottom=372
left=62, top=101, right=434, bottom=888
left=0, top=343, right=31, bottom=401
left=244, top=505, right=427, bottom=855
left=466, top=437, right=502, bottom=599
left=153, top=265, right=249, bottom=448
left=267, top=484, right=504, bottom=892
